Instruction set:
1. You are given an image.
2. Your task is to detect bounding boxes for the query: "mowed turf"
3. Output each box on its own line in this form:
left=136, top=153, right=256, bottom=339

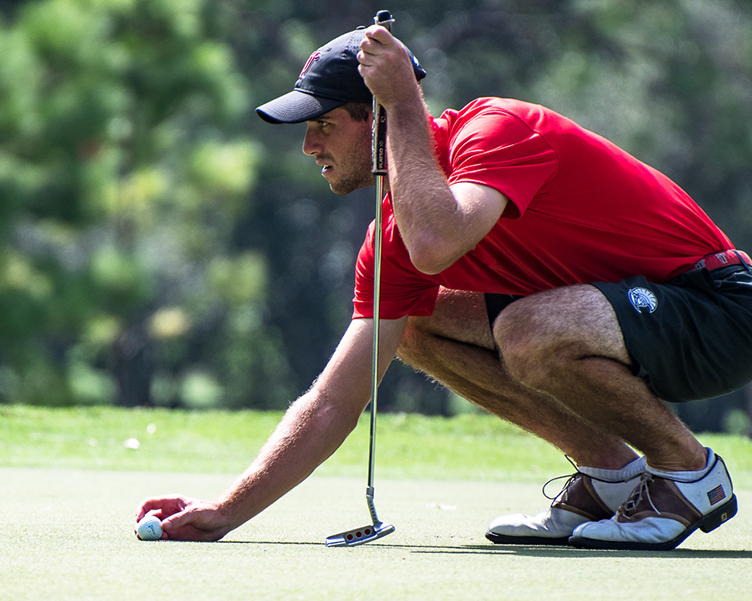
left=3, top=469, right=751, bottom=601
left=2, top=406, right=751, bottom=600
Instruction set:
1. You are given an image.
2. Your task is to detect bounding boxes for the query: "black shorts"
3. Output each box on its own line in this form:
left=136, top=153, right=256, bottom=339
left=486, top=262, right=752, bottom=403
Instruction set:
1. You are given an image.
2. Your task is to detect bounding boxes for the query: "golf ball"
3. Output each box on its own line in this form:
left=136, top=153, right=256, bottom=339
left=137, top=515, right=163, bottom=541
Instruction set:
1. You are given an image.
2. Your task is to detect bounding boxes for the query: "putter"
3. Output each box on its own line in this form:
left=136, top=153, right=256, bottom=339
left=325, top=9, right=396, bottom=548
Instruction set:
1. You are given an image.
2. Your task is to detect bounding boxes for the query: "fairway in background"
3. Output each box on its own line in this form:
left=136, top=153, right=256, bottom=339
left=2, top=405, right=752, bottom=487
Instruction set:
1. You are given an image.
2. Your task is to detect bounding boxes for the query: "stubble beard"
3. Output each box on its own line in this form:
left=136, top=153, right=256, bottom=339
left=329, top=165, right=375, bottom=196
left=327, top=123, right=376, bottom=196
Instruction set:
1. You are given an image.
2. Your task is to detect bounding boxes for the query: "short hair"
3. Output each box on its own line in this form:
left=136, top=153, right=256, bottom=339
left=342, top=102, right=371, bottom=122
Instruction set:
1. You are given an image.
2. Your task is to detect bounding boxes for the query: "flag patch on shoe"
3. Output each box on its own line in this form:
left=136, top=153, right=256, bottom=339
left=707, top=485, right=726, bottom=505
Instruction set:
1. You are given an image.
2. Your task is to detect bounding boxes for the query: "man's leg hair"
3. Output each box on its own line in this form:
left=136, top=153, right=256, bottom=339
left=396, top=289, right=643, bottom=545
left=396, top=289, right=636, bottom=465
left=491, top=284, right=734, bottom=549
left=492, top=285, right=707, bottom=472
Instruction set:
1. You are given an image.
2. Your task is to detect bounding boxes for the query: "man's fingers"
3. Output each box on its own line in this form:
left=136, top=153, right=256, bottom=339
left=159, top=510, right=190, bottom=533
left=136, top=499, right=166, bottom=522
left=360, top=25, right=396, bottom=59
left=136, top=496, right=188, bottom=521
left=160, top=511, right=227, bottom=542
left=364, top=23, right=393, bottom=44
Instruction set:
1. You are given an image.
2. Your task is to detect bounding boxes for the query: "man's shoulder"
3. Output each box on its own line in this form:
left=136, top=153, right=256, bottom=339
left=436, top=97, right=563, bottom=134
left=451, top=97, right=546, bottom=119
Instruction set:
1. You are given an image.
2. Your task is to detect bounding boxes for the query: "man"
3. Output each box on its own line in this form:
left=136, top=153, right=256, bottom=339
left=137, top=23, right=752, bottom=551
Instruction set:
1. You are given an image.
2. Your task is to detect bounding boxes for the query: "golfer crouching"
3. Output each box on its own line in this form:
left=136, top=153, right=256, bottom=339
left=137, top=18, right=751, bottom=551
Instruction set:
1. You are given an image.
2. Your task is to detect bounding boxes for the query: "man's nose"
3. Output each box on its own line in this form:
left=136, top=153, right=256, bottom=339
left=302, top=126, right=320, bottom=156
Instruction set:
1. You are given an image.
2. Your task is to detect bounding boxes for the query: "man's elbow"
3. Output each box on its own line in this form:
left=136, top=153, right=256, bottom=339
left=306, top=385, right=364, bottom=434
left=407, top=239, right=459, bottom=275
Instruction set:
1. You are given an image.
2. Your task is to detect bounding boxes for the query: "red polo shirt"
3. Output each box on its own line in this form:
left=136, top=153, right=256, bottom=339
left=353, top=98, right=733, bottom=320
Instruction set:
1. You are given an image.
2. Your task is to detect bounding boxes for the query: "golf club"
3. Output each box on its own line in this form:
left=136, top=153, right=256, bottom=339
left=325, top=9, right=396, bottom=548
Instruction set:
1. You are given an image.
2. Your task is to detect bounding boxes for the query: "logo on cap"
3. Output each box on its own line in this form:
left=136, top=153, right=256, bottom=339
left=299, top=51, right=323, bottom=79
left=627, top=287, right=658, bottom=314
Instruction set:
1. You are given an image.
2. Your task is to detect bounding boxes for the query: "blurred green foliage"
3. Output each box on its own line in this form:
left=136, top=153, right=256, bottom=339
left=0, top=0, right=750, bottom=431
left=0, top=0, right=284, bottom=409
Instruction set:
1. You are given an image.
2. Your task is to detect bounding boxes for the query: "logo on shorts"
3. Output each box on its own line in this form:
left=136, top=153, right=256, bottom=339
left=627, top=287, right=658, bottom=314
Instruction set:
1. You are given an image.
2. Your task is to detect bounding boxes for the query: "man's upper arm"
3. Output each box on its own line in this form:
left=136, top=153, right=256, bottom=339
left=413, top=182, right=507, bottom=275
left=445, top=103, right=558, bottom=220
left=450, top=181, right=509, bottom=238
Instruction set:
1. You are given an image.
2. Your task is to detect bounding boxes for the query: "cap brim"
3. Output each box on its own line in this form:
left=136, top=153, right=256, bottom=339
left=256, top=90, right=346, bottom=124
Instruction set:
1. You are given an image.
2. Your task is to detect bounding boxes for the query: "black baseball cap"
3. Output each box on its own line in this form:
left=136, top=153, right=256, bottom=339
left=256, top=28, right=426, bottom=124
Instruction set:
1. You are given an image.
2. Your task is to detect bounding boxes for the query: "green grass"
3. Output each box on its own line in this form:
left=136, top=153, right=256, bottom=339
left=2, top=404, right=751, bottom=486
left=2, top=405, right=751, bottom=601
left=2, top=469, right=750, bottom=601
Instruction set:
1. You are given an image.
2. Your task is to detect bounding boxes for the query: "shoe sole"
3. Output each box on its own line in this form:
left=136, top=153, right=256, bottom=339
left=568, top=494, right=737, bottom=551
left=485, top=531, right=571, bottom=546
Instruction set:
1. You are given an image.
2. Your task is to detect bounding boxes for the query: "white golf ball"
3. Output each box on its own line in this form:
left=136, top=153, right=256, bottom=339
left=137, top=515, right=163, bottom=541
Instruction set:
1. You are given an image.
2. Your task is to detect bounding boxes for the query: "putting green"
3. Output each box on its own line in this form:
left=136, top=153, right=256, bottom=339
left=2, top=468, right=750, bottom=600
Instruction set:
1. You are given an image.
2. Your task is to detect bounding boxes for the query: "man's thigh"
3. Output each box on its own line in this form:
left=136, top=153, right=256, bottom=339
left=592, top=266, right=752, bottom=402
left=406, top=288, right=496, bottom=350
left=427, top=265, right=752, bottom=404
left=411, top=285, right=630, bottom=361
left=491, top=284, right=632, bottom=365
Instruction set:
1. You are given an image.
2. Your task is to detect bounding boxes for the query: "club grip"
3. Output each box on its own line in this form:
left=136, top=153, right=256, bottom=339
left=372, top=109, right=387, bottom=175
left=371, top=10, right=393, bottom=176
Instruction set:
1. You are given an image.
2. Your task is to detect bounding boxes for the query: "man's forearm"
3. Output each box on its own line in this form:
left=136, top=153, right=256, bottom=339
left=386, top=91, right=511, bottom=276
left=361, top=27, right=505, bottom=274
left=385, top=95, right=463, bottom=274
left=212, top=317, right=407, bottom=531
left=214, top=388, right=360, bottom=529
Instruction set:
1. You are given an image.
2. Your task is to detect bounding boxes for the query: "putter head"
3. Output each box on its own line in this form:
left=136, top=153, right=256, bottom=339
left=325, top=521, right=395, bottom=547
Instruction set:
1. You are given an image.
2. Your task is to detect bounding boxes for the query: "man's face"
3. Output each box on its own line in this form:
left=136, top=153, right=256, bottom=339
left=303, top=107, right=374, bottom=195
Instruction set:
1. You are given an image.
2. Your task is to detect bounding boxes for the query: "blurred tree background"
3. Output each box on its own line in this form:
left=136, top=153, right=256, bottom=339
left=0, top=0, right=750, bottom=433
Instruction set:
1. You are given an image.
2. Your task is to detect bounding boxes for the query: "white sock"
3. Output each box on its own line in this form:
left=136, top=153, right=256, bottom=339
left=647, top=448, right=715, bottom=483
left=578, top=456, right=647, bottom=482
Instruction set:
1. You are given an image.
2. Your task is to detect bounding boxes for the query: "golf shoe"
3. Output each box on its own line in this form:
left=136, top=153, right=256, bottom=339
left=570, top=448, right=736, bottom=551
left=486, top=456, right=646, bottom=545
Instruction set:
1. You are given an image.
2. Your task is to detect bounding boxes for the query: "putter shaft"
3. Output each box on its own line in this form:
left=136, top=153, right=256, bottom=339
left=366, top=7, right=389, bottom=508
left=326, top=9, right=396, bottom=548
left=367, top=9, right=392, bottom=492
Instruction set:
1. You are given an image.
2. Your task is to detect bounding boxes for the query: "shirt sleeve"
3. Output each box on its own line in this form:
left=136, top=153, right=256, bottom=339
left=352, top=216, right=440, bottom=320
left=352, top=101, right=560, bottom=320
left=445, top=105, right=559, bottom=219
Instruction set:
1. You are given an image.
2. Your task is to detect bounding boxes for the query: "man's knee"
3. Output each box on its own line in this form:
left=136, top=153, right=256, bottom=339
left=492, top=299, right=570, bottom=388
left=396, top=316, right=432, bottom=368
left=493, top=308, right=539, bottom=386
left=494, top=288, right=625, bottom=390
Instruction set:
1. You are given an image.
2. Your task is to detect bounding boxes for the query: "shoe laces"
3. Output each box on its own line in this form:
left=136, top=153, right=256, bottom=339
left=619, top=472, right=660, bottom=517
left=541, top=456, right=580, bottom=502
left=542, top=472, right=578, bottom=502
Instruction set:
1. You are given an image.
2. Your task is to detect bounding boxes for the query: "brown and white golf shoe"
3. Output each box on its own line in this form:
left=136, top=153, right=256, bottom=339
left=486, top=456, right=646, bottom=545
left=570, top=449, right=736, bottom=551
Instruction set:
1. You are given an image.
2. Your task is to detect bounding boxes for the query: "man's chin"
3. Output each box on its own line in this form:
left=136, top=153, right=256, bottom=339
left=328, top=184, right=350, bottom=196
left=328, top=179, right=373, bottom=196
